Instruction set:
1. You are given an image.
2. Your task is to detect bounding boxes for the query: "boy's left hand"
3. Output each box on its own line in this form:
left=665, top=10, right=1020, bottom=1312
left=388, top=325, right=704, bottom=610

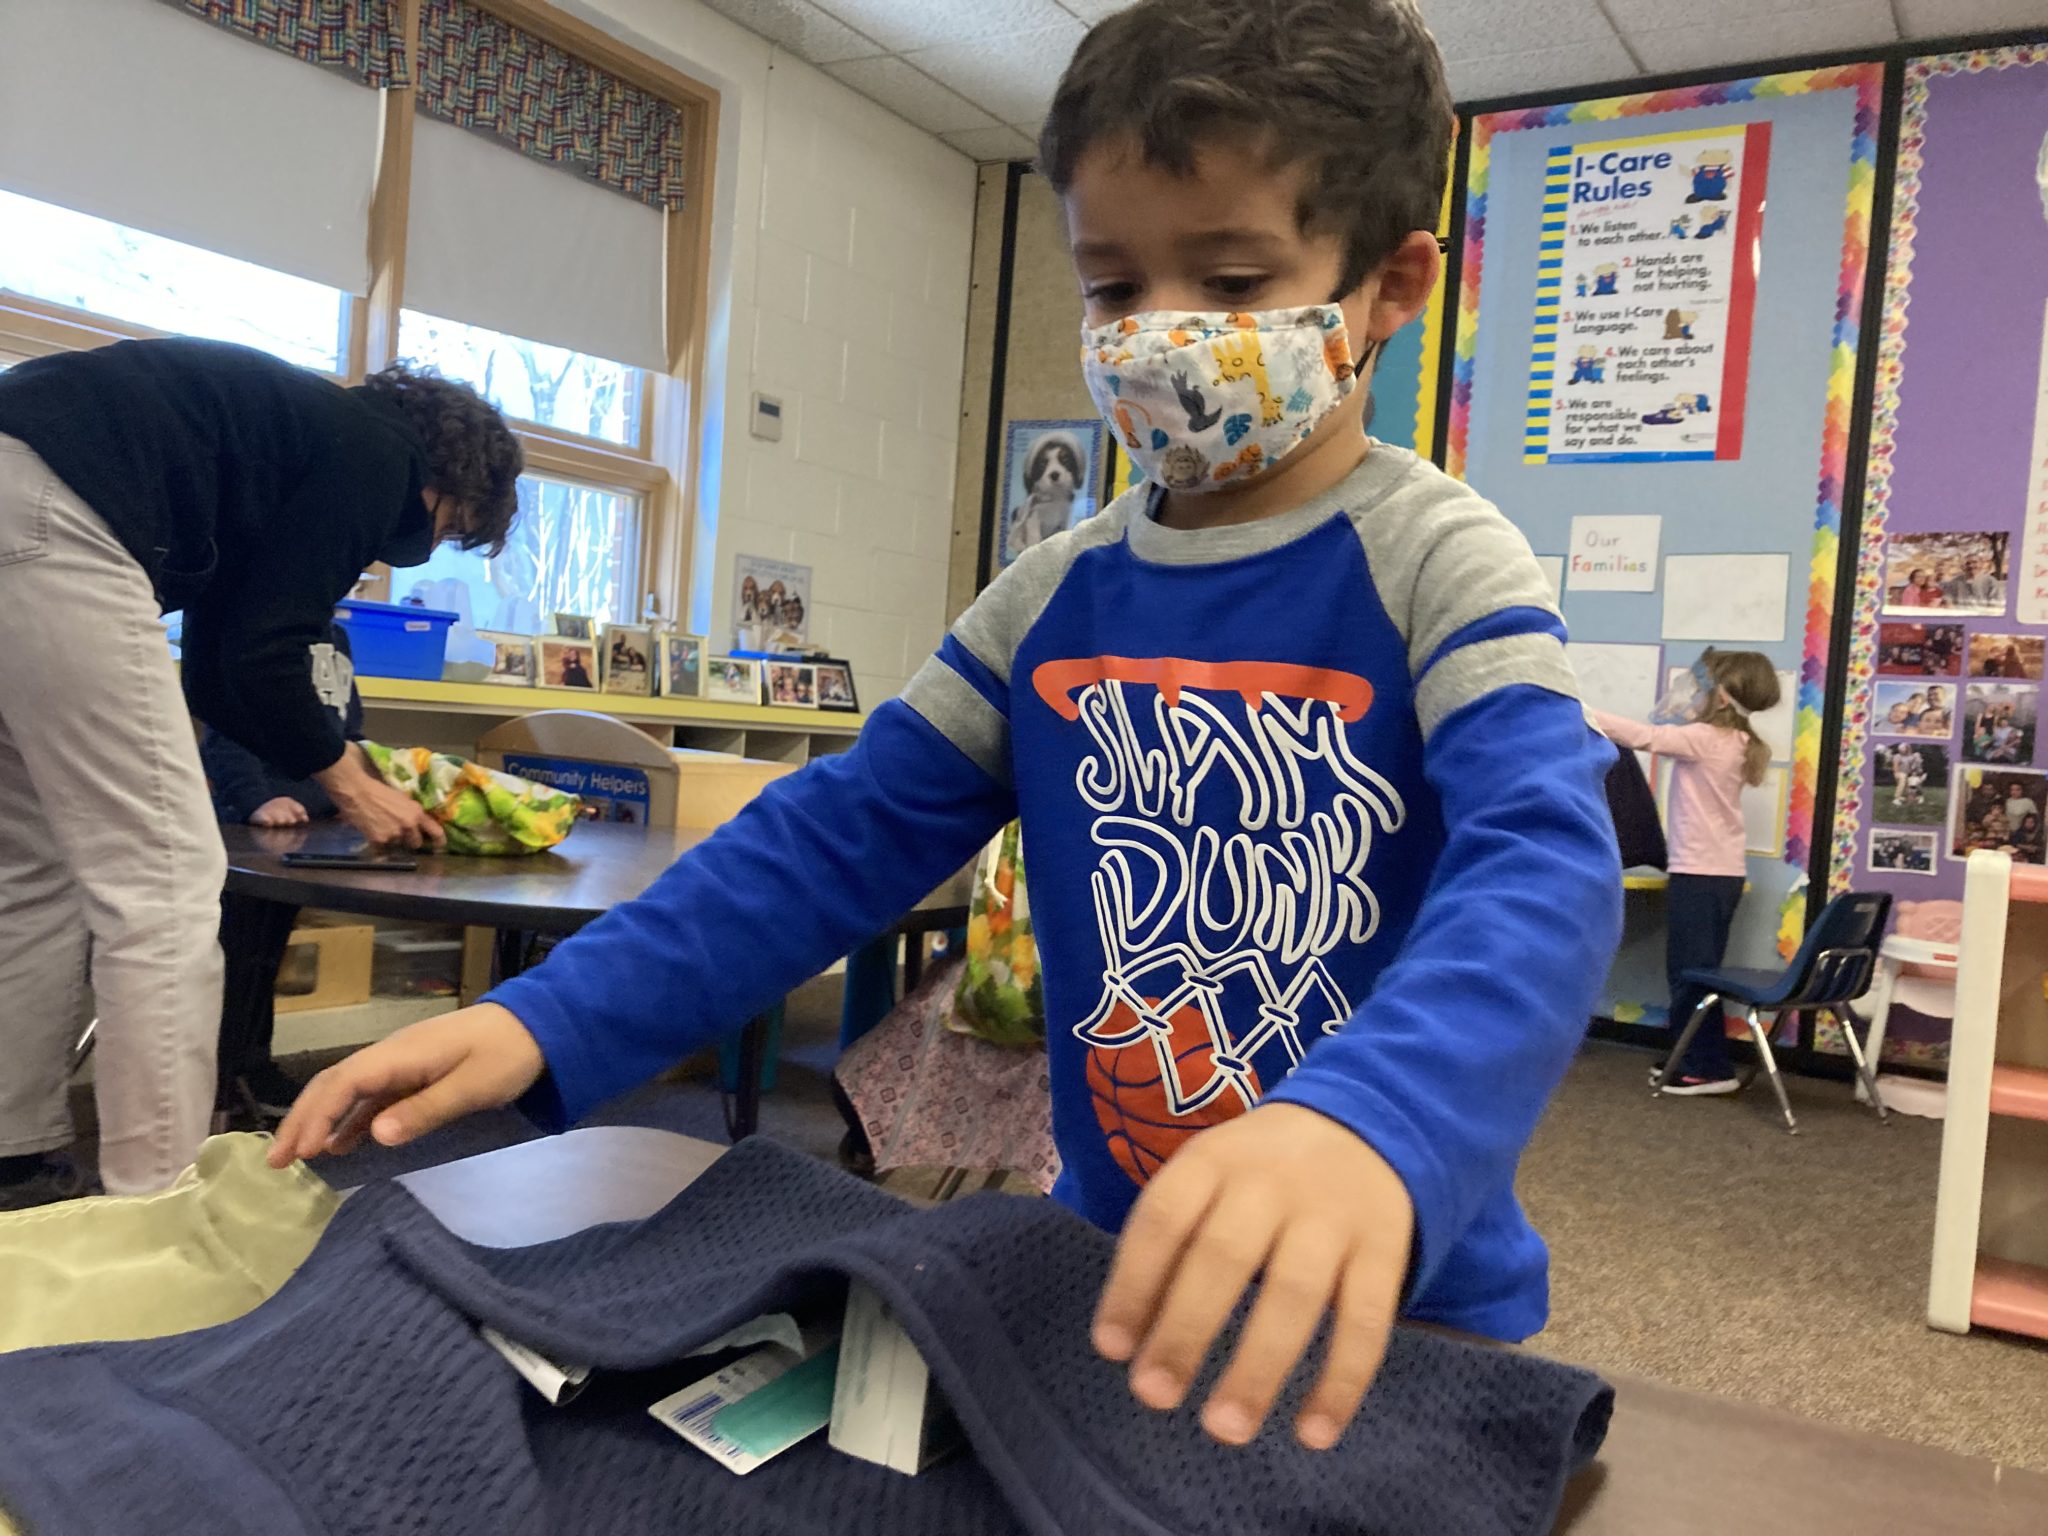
left=1092, top=1102, right=1413, bottom=1451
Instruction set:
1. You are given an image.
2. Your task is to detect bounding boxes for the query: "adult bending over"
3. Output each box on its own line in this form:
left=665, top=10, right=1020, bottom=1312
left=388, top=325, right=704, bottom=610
left=0, top=339, right=520, bottom=1206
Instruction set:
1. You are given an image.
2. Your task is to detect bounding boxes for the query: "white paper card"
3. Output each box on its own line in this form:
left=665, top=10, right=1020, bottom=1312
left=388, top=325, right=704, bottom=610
left=1661, top=554, right=1790, bottom=642
left=2019, top=298, right=2048, bottom=625
left=1569, top=641, right=1664, bottom=723
left=829, top=1281, right=962, bottom=1476
left=1536, top=555, right=1566, bottom=605
left=1663, top=664, right=1797, bottom=761
left=1566, top=516, right=1661, bottom=591
left=480, top=1326, right=591, bottom=1405
left=648, top=1331, right=832, bottom=1476
left=1745, top=768, right=1788, bottom=857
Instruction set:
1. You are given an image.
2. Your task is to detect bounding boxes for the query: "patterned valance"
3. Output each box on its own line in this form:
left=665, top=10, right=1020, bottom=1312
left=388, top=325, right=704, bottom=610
left=416, top=0, right=688, bottom=212
left=156, top=0, right=408, bottom=88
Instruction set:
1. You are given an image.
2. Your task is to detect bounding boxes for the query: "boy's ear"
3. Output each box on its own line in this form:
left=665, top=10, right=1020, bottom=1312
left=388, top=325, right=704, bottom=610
left=1357, top=230, right=1443, bottom=344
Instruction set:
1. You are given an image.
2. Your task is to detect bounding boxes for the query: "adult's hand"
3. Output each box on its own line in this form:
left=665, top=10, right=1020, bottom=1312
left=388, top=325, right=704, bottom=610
left=268, top=1003, right=545, bottom=1166
left=313, top=744, right=445, bottom=849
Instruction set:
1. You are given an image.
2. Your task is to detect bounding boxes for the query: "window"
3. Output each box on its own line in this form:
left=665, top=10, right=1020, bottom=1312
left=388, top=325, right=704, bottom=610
left=397, top=308, right=642, bottom=448
left=0, top=189, right=349, bottom=372
left=391, top=473, right=644, bottom=637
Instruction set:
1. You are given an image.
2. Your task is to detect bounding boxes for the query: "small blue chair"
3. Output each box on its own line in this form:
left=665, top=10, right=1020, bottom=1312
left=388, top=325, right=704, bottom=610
left=1655, top=891, right=1893, bottom=1134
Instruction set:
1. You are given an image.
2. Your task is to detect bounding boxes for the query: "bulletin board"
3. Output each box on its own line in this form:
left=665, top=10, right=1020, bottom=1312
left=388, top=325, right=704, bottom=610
left=1830, top=45, right=2048, bottom=1064
left=1449, top=64, right=1883, bottom=1028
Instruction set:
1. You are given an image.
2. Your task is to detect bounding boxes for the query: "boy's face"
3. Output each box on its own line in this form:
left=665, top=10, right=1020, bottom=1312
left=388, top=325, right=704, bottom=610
left=1063, top=133, right=1438, bottom=383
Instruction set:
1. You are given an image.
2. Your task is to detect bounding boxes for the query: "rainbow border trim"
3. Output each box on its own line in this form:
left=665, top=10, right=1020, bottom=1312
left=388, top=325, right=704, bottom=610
left=1830, top=44, right=2048, bottom=902
left=1450, top=65, right=1883, bottom=954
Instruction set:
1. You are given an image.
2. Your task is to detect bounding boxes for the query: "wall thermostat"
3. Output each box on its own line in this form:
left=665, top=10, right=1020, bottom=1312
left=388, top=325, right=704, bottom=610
left=752, top=392, right=784, bottom=442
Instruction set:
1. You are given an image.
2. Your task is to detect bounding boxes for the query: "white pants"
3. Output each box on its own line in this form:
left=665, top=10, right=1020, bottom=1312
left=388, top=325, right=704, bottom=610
left=0, top=434, right=222, bottom=1193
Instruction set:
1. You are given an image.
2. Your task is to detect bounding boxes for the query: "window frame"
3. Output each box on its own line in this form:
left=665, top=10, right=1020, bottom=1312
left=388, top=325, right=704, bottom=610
left=0, top=0, right=720, bottom=631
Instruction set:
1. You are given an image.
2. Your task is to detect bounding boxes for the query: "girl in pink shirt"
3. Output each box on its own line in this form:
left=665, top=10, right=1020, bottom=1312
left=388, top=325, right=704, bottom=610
left=1590, top=649, right=1782, bottom=1094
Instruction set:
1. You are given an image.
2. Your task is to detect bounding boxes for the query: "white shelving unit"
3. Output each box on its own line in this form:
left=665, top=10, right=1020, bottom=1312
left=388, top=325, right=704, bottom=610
left=1927, top=849, right=2048, bottom=1339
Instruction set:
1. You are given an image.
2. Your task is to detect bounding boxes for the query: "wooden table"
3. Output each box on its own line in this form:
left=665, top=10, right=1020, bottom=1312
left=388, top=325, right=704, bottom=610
left=398, top=1127, right=2048, bottom=1535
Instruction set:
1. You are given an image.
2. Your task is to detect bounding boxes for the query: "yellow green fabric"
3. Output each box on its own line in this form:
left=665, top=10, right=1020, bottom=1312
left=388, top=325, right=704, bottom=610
left=364, top=741, right=581, bottom=854
left=0, top=1133, right=338, bottom=1354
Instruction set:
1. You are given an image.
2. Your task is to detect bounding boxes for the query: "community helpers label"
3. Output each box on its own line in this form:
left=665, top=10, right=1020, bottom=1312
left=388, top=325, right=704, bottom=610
left=1525, top=123, right=1772, bottom=464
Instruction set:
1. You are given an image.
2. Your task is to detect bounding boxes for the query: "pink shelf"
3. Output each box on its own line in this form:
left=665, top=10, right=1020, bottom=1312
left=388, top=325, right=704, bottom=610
left=2008, top=865, right=2048, bottom=905
left=1971, top=1257, right=2048, bottom=1340
left=1989, top=1064, right=2048, bottom=1122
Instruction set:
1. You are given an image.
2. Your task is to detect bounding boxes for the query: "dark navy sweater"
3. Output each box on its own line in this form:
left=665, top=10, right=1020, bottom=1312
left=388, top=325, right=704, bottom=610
left=0, top=1139, right=1611, bottom=1535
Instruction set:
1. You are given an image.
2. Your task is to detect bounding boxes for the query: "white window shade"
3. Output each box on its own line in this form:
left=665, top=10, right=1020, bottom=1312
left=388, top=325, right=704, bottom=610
left=405, top=113, right=667, bottom=373
left=0, top=0, right=377, bottom=295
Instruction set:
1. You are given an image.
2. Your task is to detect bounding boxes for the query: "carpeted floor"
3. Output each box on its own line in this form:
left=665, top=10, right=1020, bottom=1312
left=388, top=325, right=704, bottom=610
left=1524, top=1040, right=2048, bottom=1473
left=71, top=978, right=2048, bottom=1472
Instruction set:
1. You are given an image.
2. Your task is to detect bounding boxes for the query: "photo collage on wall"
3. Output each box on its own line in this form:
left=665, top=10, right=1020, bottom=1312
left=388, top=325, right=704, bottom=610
left=1871, top=530, right=2044, bottom=869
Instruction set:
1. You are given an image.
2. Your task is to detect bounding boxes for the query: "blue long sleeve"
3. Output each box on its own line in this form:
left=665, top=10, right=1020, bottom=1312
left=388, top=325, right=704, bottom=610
left=1263, top=685, right=1621, bottom=1321
left=486, top=701, right=1015, bottom=1126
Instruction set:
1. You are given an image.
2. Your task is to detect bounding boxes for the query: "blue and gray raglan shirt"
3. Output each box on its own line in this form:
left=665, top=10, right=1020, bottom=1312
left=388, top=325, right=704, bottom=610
left=491, top=444, right=1623, bottom=1342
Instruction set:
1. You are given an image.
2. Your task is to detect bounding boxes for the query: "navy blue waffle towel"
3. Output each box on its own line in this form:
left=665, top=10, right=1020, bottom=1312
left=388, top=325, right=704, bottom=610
left=0, top=1138, right=1611, bottom=1535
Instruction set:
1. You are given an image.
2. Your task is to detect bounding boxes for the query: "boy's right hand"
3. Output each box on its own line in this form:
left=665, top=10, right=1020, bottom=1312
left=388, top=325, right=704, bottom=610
left=266, top=1004, right=544, bottom=1168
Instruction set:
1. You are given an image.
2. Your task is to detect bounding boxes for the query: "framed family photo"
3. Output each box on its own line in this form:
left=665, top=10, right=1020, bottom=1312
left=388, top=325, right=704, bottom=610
left=813, top=658, right=859, bottom=713
left=602, top=624, right=655, bottom=697
left=765, top=659, right=819, bottom=709
left=704, top=655, right=762, bottom=705
left=536, top=635, right=599, bottom=692
left=660, top=632, right=706, bottom=698
left=479, top=631, right=534, bottom=687
left=550, top=613, right=595, bottom=640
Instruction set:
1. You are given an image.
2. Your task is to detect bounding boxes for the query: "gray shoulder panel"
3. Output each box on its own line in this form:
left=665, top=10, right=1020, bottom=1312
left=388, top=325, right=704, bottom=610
left=951, top=492, right=1135, bottom=683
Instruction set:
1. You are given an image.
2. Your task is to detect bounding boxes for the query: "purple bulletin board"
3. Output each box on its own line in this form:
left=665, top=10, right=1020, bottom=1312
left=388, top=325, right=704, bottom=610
left=1834, top=45, right=2048, bottom=1065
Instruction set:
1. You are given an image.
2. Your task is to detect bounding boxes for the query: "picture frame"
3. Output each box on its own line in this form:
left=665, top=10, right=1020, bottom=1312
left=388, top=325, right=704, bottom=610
left=479, top=631, right=535, bottom=687
left=549, top=613, right=595, bottom=640
left=813, top=658, right=859, bottom=713
left=764, top=659, right=819, bottom=709
left=1868, top=828, right=1938, bottom=877
left=704, top=655, right=763, bottom=705
left=1951, top=765, right=2048, bottom=865
left=996, top=419, right=1106, bottom=572
left=601, top=624, right=656, bottom=697
left=536, top=635, right=599, bottom=692
left=659, top=631, right=706, bottom=699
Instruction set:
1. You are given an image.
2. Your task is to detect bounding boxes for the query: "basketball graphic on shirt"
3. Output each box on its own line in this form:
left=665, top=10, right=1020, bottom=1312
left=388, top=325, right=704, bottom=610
left=1087, top=996, right=1262, bottom=1182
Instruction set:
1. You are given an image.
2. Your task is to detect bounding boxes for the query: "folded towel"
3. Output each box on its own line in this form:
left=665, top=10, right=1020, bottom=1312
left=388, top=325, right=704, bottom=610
left=0, top=1138, right=1609, bottom=1536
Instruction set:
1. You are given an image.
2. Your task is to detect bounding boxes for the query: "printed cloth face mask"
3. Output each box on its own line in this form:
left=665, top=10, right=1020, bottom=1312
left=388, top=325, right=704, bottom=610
left=1080, top=306, right=1360, bottom=493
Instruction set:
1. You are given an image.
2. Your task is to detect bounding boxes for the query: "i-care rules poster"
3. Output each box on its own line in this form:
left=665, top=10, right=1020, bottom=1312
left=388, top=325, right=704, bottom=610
left=1525, top=122, right=1771, bottom=464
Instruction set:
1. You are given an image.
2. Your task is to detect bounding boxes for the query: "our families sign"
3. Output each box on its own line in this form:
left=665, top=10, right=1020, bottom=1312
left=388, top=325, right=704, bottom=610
left=1566, top=514, right=1660, bottom=592
left=1524, top=123, right=1771, bottom=464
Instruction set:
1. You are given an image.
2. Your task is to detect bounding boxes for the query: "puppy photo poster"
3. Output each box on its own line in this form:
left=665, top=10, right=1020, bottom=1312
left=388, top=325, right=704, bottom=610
left=732, top=555, right=812, bottom=652
left=999, top=419, right=1105, bottom=569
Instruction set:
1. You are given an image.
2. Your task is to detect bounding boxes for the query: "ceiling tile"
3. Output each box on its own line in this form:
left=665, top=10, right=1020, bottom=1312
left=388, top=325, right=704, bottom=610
left=905, top=21, right=1089, bottom=126
left=694, top=0, right=885, bottom=64
left=941, top=124, right=1040, bottom=162
left=1603, top=0, right=1824, bottom=25
left=1445, top=34, right=1640, bottom=104
left=1626, top=0, right=1898, bottom=73
left=813, top=0, right=1079, bottom=53
left=823, top=55, right=1000, bottom=134
left=1415, top=0, right=1623, bottom=59
left=1897, top=0, right=2048, bottom=39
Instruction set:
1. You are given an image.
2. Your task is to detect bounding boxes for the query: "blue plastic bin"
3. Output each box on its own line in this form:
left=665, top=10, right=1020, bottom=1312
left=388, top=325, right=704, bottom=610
left=334, top=599, right=460, bottom=681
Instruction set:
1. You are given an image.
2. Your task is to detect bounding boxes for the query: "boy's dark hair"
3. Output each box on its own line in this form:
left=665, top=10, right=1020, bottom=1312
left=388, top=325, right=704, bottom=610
left=359, top=363, right=524, bottom=555
left=1038, top=0, right=1452, bottom=298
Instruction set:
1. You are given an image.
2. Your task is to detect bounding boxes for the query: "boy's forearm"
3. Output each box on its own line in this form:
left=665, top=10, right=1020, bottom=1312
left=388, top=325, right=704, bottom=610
left=488, top=702, right=1015, bottom=1125
left=1263, top=687, right=1622, bottom=1298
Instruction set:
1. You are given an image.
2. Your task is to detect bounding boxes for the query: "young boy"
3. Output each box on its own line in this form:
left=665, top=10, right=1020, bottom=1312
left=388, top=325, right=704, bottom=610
left=275, top=0, right=1621, bottom=1452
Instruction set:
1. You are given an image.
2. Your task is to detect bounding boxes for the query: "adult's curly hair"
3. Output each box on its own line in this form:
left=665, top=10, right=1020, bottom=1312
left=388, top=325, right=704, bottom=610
left=359, top=363, right=524, bottom=554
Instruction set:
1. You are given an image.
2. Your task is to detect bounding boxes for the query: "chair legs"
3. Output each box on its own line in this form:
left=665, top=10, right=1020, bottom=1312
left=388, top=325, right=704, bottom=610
left=1654, top=994, right=1721, bottom=1094
left=1745, top=1008, right=1798, bottom=1135
left=1828, top=1007, right=1889, bottom=1122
